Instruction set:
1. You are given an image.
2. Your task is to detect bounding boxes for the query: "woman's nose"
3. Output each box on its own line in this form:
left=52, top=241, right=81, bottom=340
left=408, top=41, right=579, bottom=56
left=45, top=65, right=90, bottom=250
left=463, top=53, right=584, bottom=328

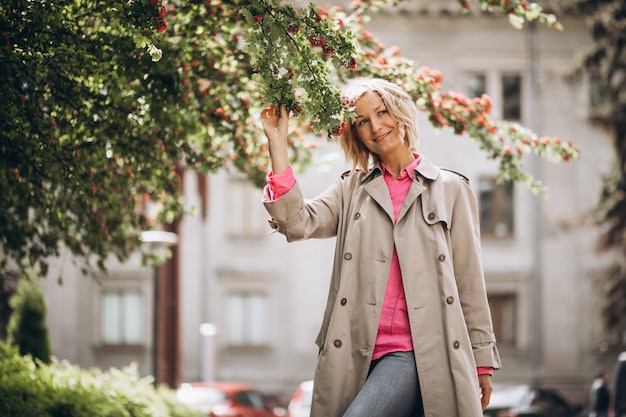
left=370, top=117, right=382, bottom=132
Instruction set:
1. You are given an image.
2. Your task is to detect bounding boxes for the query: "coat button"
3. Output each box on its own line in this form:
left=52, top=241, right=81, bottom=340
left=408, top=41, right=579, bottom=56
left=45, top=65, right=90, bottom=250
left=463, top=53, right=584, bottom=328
left=340, top=298, right=347, bottom=306
left=438, top=254, right=446, bottom=262
left=344, top=253, right=352, bottom=260
left=446, top=296, right=454, bottom=304
left=453, top=341, right=460, bottom=349
left=428, top=212, right=435, bottom=221
left=354, top=212, right=361, bottom=219
left=334, top=340, right=342, bottom=348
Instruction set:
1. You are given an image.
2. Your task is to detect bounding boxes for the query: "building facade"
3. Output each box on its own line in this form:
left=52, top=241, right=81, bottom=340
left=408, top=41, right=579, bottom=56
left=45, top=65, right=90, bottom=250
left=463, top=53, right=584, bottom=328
left=43, top=1, right=620, bottom=406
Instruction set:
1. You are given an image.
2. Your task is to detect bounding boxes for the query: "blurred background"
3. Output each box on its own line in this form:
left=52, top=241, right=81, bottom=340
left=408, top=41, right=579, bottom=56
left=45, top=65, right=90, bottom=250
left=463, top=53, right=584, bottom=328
left=5, top=0, right=624, bottom=413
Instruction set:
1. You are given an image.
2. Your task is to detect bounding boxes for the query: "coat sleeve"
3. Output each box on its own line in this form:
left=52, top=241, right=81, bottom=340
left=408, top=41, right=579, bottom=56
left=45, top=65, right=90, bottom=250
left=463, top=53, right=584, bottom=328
left=262, top=177, right=344, bottom=242
left=448, top=175, right=502, bottom=370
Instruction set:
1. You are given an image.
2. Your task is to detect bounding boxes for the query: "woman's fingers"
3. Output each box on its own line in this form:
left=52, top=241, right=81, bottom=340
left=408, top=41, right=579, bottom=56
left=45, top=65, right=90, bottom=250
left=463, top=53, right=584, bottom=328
left=261, top=103, right=289, bottom=123
left=260, top=103, right=290, bottom=174
left=261, top=103, right=279, bottom=124
left=478, top=374, right=493, bottom=411
left=261, top=103, right=287, bottom=124
left=278, top=103, right=288, bottom=120
left=261, top=104, right=279, bottom=138
left=261, top=103, right=289, bottom=141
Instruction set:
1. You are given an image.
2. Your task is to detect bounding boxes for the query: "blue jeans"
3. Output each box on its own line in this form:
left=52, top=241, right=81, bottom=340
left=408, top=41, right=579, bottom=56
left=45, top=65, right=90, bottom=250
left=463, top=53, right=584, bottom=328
left=342, top=351, right=424, bottom=417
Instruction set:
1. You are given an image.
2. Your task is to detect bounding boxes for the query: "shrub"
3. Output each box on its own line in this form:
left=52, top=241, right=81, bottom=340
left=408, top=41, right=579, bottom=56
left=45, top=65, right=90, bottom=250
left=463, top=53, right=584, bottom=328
left=6, top=271, right=51, bottom=364
left=0, top=341, right=204, bottom=417
left=0, top=342, right=51, bottom=417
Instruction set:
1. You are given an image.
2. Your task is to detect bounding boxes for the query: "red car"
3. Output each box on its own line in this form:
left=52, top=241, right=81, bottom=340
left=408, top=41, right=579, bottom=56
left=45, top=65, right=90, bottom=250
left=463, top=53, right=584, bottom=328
left=177, top=382, right=276, bottom=417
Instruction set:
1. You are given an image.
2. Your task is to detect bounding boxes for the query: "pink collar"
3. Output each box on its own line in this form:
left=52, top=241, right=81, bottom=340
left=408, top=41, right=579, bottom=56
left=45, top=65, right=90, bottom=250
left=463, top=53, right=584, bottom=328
left=381, top=154, right=422, bottom=180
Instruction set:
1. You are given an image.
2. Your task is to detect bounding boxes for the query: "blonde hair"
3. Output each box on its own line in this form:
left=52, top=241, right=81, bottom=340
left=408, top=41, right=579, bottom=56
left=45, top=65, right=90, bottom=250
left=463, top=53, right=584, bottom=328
left=339, top=78, right=420, bottom=172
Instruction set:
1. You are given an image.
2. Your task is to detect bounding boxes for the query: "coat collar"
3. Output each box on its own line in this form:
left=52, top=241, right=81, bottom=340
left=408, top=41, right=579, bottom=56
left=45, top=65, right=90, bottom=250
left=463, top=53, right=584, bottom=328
left=361, top=156, right=441, bottom=184
left=413, top=156, right=441, bottom=182
left=360, top=156, right=442, bottom=223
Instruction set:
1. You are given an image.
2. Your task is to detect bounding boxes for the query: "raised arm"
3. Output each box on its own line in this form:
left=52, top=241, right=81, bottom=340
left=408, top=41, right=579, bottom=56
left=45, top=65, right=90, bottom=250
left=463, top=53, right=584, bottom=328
left=261, top=103, right=290, bottom=175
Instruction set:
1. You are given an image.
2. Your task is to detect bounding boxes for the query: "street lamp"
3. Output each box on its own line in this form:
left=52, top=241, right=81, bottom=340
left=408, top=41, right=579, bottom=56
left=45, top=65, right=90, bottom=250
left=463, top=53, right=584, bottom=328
left=526, top=21, right=544, bottom=388
left=140, top=230, right=178, bottom=384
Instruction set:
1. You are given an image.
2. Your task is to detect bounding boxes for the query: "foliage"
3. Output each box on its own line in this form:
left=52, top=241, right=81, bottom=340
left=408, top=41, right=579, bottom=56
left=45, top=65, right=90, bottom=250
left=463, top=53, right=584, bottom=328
left=0, top=341, right=204, bottom=417
left=0, top=270, right=20, bottom=341
left=0, top=342, right=49, bottom=417
left=564, top=0, right=626, bottom=341
left=7, top=270, right=51, bottom=364
left=0, top=0, right=580, bottom=275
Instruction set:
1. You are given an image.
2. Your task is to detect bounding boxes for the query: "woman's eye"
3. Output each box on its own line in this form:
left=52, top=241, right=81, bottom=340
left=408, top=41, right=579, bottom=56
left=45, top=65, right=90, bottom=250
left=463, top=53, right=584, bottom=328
left=358, top=119, right=368, bottom=126
left=379, top=110, right=387, bottom=116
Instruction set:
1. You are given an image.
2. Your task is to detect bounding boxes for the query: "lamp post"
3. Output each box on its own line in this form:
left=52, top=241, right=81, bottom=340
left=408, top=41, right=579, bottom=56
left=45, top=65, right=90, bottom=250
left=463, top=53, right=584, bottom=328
left=526, top=21, right=544, bottom=388
left=140, top=230, right=178, bottom=385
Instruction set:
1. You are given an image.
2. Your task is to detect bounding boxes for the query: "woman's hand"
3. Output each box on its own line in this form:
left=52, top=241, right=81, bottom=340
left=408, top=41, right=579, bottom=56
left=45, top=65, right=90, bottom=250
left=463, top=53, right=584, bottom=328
left=261, top=103, right=290, bottom=174
left=261, top=103, right=288, bottom=143
left=478, top=374, right=493, bottom=411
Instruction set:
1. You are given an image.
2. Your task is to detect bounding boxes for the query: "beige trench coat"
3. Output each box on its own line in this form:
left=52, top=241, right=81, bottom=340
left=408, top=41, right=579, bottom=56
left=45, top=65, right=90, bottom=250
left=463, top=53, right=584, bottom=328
left=263, top=156, right=502, bottom=417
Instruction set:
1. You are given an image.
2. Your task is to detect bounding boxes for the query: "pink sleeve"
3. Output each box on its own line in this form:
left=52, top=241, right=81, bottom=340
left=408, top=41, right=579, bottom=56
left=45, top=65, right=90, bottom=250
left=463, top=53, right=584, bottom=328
left=477, top=367, right=493, bottom=376
left=264, top=166, right=296, bottom=201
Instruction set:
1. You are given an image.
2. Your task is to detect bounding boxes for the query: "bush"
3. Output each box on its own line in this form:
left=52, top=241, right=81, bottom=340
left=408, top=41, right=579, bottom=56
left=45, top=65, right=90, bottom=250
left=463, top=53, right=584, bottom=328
left=0, top=341, right=204, bottom=417
left=0, top=342, right=51, bottom=417
left=7, top=271, right=51, bottom=364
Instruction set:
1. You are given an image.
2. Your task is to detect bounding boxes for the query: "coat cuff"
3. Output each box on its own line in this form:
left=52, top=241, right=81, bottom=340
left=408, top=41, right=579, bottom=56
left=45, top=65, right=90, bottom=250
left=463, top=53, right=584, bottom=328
left=473, top=342, right=502, bottom=370
left=263, top=184, right=305, bottom=236
left=470, top=333, right=502, bottom=370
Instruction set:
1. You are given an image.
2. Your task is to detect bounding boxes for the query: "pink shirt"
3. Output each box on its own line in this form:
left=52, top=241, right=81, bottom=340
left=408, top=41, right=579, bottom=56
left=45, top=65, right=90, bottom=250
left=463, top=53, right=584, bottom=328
left=371, top=155, right=422, bottom=360
left=265, top=162, right=492, bottom=376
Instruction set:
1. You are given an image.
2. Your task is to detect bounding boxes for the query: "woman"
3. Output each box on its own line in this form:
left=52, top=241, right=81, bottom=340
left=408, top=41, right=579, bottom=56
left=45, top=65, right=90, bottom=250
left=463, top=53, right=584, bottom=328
left=261, top=78, right=501, bottom=417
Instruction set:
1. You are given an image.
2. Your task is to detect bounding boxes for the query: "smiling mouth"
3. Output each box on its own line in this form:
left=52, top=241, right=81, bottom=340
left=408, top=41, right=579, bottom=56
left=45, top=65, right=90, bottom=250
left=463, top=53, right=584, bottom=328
left=374, top=132, right=389, bottom=142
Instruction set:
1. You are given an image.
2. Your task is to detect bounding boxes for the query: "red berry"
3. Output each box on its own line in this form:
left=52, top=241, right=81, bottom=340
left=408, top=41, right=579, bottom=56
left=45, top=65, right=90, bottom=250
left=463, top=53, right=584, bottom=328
left=344, top=57, right=357, bottom=69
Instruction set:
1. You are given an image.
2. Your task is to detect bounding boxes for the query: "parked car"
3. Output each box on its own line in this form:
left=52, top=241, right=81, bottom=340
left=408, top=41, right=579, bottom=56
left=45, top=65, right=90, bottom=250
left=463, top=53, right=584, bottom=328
left=483, top=384, right=583, bottom=417
left=286, top=380, right=313, bottom=417
left=177, top=381, right=276, bottom=417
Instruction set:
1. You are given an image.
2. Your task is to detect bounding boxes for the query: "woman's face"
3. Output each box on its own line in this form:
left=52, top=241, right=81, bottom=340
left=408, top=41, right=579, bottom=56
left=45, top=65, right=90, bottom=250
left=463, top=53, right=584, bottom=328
left=353, top=91, right=401, bottom=157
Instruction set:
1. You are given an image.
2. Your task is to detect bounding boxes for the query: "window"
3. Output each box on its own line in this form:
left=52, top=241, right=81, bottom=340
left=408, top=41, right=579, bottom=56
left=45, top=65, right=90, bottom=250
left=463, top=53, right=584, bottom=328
left=466, top=73, right=486, bottom=98
left=225, top=292, right=269, bottom=346
left=464, top=71, right=522, bottom=119
left=479, top=177, right=514, bottom=238
left=489, top=293, right=516, bottom=346
left=226, top=176, right=268, bottom=238
left=234, top=391, right=269, bottom=410
left=100, top=289, right=144, bottom=345
left=502, top=74, right=522, bottom=120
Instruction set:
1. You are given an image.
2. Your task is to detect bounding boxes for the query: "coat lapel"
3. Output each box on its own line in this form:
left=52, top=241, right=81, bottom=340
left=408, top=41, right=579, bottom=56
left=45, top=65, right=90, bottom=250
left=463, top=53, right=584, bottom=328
left=397, top=157, right=440, bottom=224
left=397, top=180, right=426, bottom=223
left=363, top=172, right=395, bottom=223
left=362, top=157, right=441, bottom=224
